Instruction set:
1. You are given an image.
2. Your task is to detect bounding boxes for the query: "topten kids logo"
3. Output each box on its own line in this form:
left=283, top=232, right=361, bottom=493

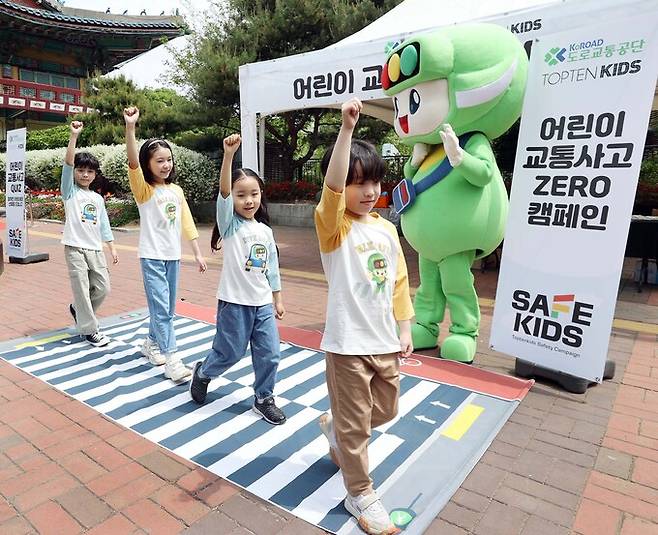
left=512, top=290, right=594, bottom=348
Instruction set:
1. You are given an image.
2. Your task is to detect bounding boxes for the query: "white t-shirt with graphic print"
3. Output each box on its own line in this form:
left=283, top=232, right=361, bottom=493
left=61, top=164, right=113, bottom=251
left=128, top=167, right=199, bottom=260
left=216, top=193, right=281, bottom=307
left=314, top=184, right=414, bottom=355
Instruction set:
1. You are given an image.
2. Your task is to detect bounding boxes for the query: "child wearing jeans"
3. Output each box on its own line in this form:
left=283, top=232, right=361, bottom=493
left=315, top=98, right=414, bottom=535
left=189, top=134, right=286, bottom=425
left=62, top=121, right=118, bottom=347
left=123, top=106, right=207, bottom=382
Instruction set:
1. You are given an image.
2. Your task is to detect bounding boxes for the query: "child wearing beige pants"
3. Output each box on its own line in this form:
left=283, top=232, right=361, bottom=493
left=315, top=98, right=414, bottom=535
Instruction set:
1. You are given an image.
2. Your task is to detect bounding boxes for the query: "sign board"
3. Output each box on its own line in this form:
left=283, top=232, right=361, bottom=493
left=490, top=13, right=658, bottom=381
left=5, top=128, right=28, bottom=259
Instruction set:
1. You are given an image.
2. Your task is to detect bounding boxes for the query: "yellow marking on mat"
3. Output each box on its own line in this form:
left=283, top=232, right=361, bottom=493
left=553, top=304, right=570, bottom=313
left=441, top=404, right=484, bottom=441
left=16, top=333, right=71, bottom=348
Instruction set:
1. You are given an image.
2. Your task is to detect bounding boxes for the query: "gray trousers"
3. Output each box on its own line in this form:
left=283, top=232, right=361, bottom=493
left=64, top=245, right=111, bottom=335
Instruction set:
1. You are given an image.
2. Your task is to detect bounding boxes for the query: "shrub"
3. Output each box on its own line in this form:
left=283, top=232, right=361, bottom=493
left=26, top=125, right=70, bottom=150
left=105, top=199, right=140, bottom=226
left=639, top=157, right=658, bottom=186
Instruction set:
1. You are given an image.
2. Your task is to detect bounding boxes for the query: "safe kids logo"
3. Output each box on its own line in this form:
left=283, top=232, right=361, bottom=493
left=511, top=290, right=594, bottom=348
left=8, top=226, right=22, bottom=248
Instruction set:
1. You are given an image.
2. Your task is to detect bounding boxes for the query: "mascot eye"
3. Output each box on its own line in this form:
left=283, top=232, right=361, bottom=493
left=409, top=89, right=421, bottom=114
left=393, top=97, right=399, bottom=117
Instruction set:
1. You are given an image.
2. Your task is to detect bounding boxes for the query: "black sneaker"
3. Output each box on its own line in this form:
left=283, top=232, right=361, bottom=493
left=189, top=362, right=210, bottom=404
left=253, top=396, right=286, bottom=425
left=85, top=331, right=110, bottom=347
left=69, top=304, right=77, bottom=323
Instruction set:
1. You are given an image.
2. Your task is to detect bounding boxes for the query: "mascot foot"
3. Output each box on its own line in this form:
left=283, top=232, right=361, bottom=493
left=441, top=334, right=476, bottom=363
left=411, top=323, right=439, bottom=350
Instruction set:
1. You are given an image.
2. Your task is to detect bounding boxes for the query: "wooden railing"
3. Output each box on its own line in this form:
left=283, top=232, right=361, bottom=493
left=0, top=78, right=90, bottom=116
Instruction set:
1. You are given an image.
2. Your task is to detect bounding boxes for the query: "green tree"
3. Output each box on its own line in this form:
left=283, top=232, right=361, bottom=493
left=74, top=76, right=205, bottom=146
left=174, top=0, right=403, bottom=179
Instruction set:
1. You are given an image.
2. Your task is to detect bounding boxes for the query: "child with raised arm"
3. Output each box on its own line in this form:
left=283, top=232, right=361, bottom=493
left=315, top=98, right=414, bottom=535
left=62, top=120, right=118, bottom=347
left=189, top=134, right=286, bottom=425
left=123, top=106, right=207, bottom=382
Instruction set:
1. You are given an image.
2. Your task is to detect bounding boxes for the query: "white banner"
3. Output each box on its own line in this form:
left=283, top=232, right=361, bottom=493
left=5, top=128, right=28, bottom=259
left=490, top=13, right=658, bottom=382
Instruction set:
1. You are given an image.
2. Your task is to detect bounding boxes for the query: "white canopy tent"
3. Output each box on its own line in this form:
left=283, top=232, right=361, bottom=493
left=238, top=0, right=658, bottom=174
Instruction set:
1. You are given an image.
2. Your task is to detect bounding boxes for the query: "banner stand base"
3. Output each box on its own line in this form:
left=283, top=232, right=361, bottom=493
left=9, top=253, right=50, bottom=264
left=514, top=359, right=616, bottom=394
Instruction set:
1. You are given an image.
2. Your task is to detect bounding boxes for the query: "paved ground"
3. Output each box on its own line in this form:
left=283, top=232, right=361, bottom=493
left=0, top=219, right=657, bottom=535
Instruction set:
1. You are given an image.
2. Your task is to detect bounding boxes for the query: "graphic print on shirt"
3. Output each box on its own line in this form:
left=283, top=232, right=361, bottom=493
left=80, top=202, right=98, bottom=225
left=367, top=252, right=389, bottom=293
left=245, top=243, right=268, bottom=273
left=352, top=239, right=393, bottom=301
left=164, top=202, right=177, bottom=227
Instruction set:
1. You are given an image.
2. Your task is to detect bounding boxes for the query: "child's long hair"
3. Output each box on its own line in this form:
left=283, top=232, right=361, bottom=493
left=74, top=151, right=115, bottom=196
left=210, top=168, right=271, bottom=252
left=139, top=138, right=176, bottom=185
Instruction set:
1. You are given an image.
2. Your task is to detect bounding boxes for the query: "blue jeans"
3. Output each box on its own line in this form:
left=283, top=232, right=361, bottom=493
left=201, top=300, right=281, bottom=400
left=140, top=258, right=180, bottom=354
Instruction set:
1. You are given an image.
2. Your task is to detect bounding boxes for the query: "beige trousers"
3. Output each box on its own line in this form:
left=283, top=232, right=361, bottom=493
left=324, top=352, right=399, bottom=497
left=64, top=245, right=110, bottom=335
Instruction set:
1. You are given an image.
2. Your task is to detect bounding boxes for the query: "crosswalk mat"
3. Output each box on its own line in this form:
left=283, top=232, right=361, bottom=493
left=0, top=305, right=533, bottom=534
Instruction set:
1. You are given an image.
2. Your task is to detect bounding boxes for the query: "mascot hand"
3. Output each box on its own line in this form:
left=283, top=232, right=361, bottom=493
left=411, top=143, right=430, bottom=168
left=440, top=124, right=464, bottom=167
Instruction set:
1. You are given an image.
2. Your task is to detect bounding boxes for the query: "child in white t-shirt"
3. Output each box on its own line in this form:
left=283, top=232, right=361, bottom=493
left=189, top=134, right=286, bottom=425
left=123, top=106, right=207, bottom=383
left=315, top=98, right=414, bottom=535
left=62, top=121, right=118, bottom=347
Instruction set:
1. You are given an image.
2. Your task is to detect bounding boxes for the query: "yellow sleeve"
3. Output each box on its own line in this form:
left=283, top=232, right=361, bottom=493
left=128, top=166, right=153, bottom=204
left=175, top=185, right=199, bottom=241
left=393, top=242, right=415, bottom=321
left=314, top=183, right=352, bottom=253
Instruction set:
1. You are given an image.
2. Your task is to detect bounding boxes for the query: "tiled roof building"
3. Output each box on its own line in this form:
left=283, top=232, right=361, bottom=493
left=0, top=0, right=187, bottom=140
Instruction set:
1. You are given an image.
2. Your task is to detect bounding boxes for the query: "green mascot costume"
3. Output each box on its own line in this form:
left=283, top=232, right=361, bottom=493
left=383, top=24, right=528, bottom=363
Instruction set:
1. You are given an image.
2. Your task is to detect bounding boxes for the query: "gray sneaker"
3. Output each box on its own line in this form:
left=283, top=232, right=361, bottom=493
left=141, top=338, right=166, bottom=366
left=253, top=396, right=286, bottom=425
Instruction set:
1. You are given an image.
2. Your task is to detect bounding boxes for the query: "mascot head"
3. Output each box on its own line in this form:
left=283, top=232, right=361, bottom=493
left=382, top=23, right=528, bottom=144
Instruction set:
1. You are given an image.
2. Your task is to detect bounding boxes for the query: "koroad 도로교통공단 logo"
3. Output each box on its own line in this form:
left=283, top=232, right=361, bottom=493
left=543, top=38, right=646, bottom=67
left=544, top=46, right=567, bottom=66
left=511, top=290, right=594, bottom=355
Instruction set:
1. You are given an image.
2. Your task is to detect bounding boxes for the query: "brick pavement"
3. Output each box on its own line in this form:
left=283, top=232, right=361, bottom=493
left=0, top=219, right=657, bottom=534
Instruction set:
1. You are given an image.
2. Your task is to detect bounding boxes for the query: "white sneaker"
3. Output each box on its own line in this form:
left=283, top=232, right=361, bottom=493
left=164, top=355, right=192, bottom=382
left=344, top=492, right=400, bottom=535
left=141, top=338, right=166, bottom=365
left=319, top=413, right=340, bottom=467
